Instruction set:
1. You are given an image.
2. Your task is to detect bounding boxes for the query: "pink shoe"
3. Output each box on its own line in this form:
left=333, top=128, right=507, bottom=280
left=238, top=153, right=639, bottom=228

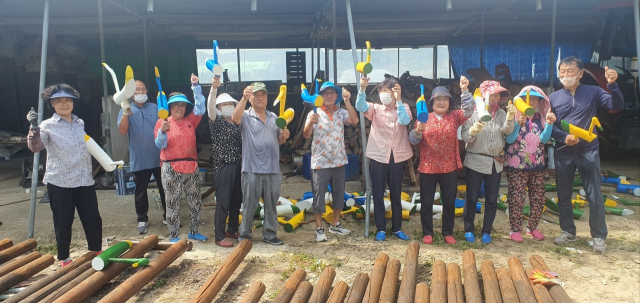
left=510, top=233, right=523, bottom=243
left=95, top=251, right=103, bottom=256
left=60, top=258, right=73, bottom=267
left=527, top=230, right=545, bottom=241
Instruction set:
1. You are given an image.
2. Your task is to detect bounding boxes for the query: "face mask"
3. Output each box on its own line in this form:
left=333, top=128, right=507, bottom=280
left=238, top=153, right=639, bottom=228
left=379, top=92, right=393, bottom=105
left=133, top=94, right=148, bottom=104
left=221, top=105, right=235, bottom=117
left=559, top=75, right=577, bottom=87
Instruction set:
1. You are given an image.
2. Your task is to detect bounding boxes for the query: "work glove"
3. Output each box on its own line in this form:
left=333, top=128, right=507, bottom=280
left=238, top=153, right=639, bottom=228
left=121, top=98, right=132, bottom=116
left=505, top=100, right=516, bottom=121
left=469, top=121, right=484, bottom=136
left=26, top=107, right=39, bottom=129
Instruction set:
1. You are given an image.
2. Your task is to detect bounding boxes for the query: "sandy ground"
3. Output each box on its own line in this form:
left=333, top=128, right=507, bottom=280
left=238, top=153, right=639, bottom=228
left=1, top=151, right=639, bottom=302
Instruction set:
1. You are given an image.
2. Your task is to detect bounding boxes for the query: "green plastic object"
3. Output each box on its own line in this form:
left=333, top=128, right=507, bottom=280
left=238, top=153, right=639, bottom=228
left=545, top=184, right=557, bottom=192
left=604, top=206, right=634, bottom=216
left=92, top=241, right=132, bottom=270
left=108, top=257, right=150, bottom=268
left=545, top=198, right=583, bottom=220
left=613, top=196, right=640, bottom=206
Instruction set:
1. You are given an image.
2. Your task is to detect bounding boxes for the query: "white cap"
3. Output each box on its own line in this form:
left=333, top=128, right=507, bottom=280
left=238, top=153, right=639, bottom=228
left=216, top=93, right=238, bottom=105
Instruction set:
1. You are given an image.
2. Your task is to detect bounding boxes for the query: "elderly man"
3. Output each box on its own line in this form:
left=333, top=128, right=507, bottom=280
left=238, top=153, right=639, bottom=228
left=232, top=82, right=290, bottom=246
left=550, top=57, right=623, bottom=253
left=118, top=80, right=167, bottom=234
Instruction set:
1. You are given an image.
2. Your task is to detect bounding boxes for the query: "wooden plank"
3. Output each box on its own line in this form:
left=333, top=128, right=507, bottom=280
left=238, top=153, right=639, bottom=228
left=238, top=281, right=266, bottom=303
left=397, top=241, right=420, bottom=303
left=532, top=283, right=554, bottom=303
left=430, top=260, right=447, bottom=303
left=415, top=282, right=430, bottom=303
left=361, top=252, right=388, bottom=303
left=0, top=239, right=13, bottom=252
left=273, top=268, right=307, bottom=303
left=0, top=252, right=41, bottom=278
left=326, top=280, right=349, bottom=303
left=446, top=263, right=464, bottom=303
left=308, top=266, right=336, bottom=303
left=507, top=257, right=536, bottom=303
left=0, top=254, right=54, bottom=293
left=496, top=268, right=520, bottom=303
left=480, top=260, right=503, bottom=303
left=290, top=281, right=313, bottom=303
left=378, top=259, right=401, bottom=303
left=0, top=239, right=37, bottom=265
left=344, top=272, right=368, bottom=303
left=528, top=255, right=572, bottom=303
left=462, top=250, right=482, bottom=303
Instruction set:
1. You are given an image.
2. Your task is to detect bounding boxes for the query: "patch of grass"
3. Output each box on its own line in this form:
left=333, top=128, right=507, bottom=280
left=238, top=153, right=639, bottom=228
left=279, top=252, right=342, bottom=281
left=574, top=238, right=591, bottom=247
left=626, top=245, right=638, bottom=252
left=36, top=244, right=57, bottom=255
left=267, top=290, right=280, bottom=300
left=149, top=278, right=167, bottom=290
left=551, top=246, right=570, bottom=256
left=609, top=275, right=619, bottom=283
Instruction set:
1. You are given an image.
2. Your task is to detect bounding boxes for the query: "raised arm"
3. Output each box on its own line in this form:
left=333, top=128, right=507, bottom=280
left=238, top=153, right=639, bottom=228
left=190, top=74, right=206, bottom=116
left=501, top=101, right=516, bottom=135
left=409, top=122, right=425, bottom=145
left=26, top=108, right=46, bottom=153
left=154, top=119, right=169, bottom=149
left=342, top=87, right=359, bottom=125
left=207, top=76, right=221, bottom=122
left=599, top=67, right=624, bottom=111
left=232, top=86, right=252, bottom=125
left=459, top=76, right=474, bottom=118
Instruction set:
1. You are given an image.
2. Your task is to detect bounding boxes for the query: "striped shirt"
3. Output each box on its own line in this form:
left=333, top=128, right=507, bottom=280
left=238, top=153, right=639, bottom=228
left=461, top=109, right=515, bottom=174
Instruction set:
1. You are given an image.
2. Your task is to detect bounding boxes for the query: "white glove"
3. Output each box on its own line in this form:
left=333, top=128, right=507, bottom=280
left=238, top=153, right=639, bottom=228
left=505, top=100, right=516, bottom=121
left=121, top=98, right=132, bottom=115
left=469, top=122, right=484, bottom=136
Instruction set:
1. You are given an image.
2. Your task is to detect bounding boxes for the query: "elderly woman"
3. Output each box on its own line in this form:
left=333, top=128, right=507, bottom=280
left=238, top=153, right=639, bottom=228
left=461, top=80, right=516, bottom=244
left=505, top=86, right=556, bottom=242
left=409, top=77, right=473, bottom=245
left=26, top=84, right=102, bottom=267
left=356, top=76, right=412, bottom=242
left=154, top=74, right=207, bottom=242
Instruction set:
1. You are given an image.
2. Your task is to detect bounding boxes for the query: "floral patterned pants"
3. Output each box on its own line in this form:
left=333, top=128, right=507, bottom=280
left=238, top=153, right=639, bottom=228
left=506, top=169, right=546, bottom=233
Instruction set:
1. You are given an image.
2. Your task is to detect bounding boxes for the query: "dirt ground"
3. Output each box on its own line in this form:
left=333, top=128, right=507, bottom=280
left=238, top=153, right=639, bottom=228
left=1, top=151, right=639, bottom=303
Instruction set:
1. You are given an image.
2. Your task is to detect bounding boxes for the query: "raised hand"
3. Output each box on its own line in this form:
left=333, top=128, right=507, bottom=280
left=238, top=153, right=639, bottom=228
left=26, top=107, right=38, bottom=128
left=604, top=66, right=618, bottom=84
left=460, top=75, right=469, bottom=92
left=545, top=108, right=556, bottom=124
left=211, top=76, right=221, bottom=89
left=360, top=77, right=370, bottom=90
left=242, top=86, right=253, bottom=101
left=505, top=100, right=516, bottom=120
left=393, top=84, right=402, bottom=102
left=161, top=120, right=170, bottom=133
left=416, top=121, right=426, bottom=132
left=517, top=113, right=526, bottom=125
left=342, top=87, right=351, bottom=102
left=191, top=73, right=199, bottom=85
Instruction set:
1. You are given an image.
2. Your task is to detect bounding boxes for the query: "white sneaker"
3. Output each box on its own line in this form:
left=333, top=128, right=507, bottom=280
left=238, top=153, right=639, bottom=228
left=316, top=227, right=328, bottom=242
left=137, top=222, right=148, bottom=234
left=329, top=223, right=351, bottom=235
left=593, top=238, right=607, bottom=253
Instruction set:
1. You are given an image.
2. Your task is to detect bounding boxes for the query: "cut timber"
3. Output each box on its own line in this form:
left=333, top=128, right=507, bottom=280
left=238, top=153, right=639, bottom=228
left=273, top=268, right=307, bottom=303
left=345, top=272, right=368, bottom=303
left=361, top=252, right=388, bottom=303
left=496, top=268, right=519, bottom=303
left=480, top=260, right=503, bottom=303
left=430, top=260, right=447, bottom=303
left=308, top=266, right=336, bottom=303
left=0, top=239, right=37, bottom=265
left=0, top=239, right=12, bottom=252
left=41, top=264, right=96, bottom=303
left=190, top=239, right=252, bottom=303
left=415, top=282, right=430, bottom=303
left=378, top=259, right=401, bottom=303
left=239, top=281, right=266, bottom=303
left=290, top=281, right=313, bottom=303
left=397, top=241, right=420, bottom=303
left=531, top=283, right=554, bottom=303
left=0, top=254, right=54, bottom=293
left=327, top=280, right=349, bottom=303
left=528, top=255, right=573, bottom=303
left=507, top=257, right=536, bottom=303
left=51, top=235, right=159, bottom=303
left=5, top=252, right=94, bottom=303
left=446, top=263, right=464, bottom=303
left=462, top=250, right=482, bottom=303
left=98, top=239, right=189, bottom=303
left=0, top=252, right=41, bottom=278
left=131, top=240, right=193, bottom=252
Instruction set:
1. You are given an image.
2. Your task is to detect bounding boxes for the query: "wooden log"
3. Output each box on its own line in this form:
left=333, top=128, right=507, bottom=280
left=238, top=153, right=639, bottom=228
left=308, top=266, right=336, bottom=303
left=446, top=263, right=464, bottom=303
left=531, top=283, right=554, bottom=303
left=461, top=250, right=482, bottom=303
left=361, top=252, right=388, bottom=303
left=189, top=239, right=252, bottom=303
left=0, top=239, right=37, bottom=265
left=0, top=254, right=54, bottom=293
left=130, top=240, right=193, bottom=251
left=290, top=281, right=313, bottom=303
left=397, top=241, right=420, bottom=303
left=344, top=272, right=368, bottom=303
left=415, top=282, right=430, bottom=303
left=496, top=268, right=520, bottom=303
left=327, top=280, right=349, bottom=303
left=51, top=235, right=159, bottom=303
left=273, top=268, right=307, bottom=303
left=430, top=260, right=447, bottom=303
left=0, top=239, right=12, bottom=252
left=507, top=257, right=536, bottom=303
left=480, top=260, right=503, bottom=303
left=4, top=252, right=94, bottom=303
left=98, top=240, right=189, bottom=303
left=378, top=259, right=401, bottom=303
left=528, top=255, right=573, bottom=303
left=0, top=252, right=41, bottom=278
left=41, top=265, right=96, bottom=303
left=238, top=281, right=266, bottom=303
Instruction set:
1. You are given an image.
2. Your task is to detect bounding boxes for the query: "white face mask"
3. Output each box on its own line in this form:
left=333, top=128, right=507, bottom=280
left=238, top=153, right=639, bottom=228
left=133, top=94, right=148, bottom=104
left=220, top=105, right=235, bottom=117
left=559, top=75, right=578, bottom=87
left=379, top=92, right=393, bottom=105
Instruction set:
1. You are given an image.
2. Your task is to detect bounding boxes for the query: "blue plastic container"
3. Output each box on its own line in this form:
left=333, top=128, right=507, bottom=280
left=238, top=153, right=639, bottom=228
left=302, top=153, right=360, bottom=181
left=115, top=165, right=136, bottom=196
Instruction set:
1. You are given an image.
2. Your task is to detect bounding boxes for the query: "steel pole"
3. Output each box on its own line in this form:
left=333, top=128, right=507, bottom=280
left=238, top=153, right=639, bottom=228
left=634, top=0, right=640, bottom=94
left=332, top=0, right=337, bottom=83
left=28, top=0, right=50, bottom=239
left=549, top=0, right=557, bottom=89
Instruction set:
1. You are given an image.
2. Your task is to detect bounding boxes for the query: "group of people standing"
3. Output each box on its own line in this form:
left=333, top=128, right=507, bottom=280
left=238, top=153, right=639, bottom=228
left=26, top=56, right=623, bottom=267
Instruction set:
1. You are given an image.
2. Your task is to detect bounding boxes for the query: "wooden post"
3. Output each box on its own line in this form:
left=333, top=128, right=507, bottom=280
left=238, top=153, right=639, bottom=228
left=189, top=239, right=252, bottom=303
left=0, top=239, right=37, bottom=264
left=462, top=250, right=481, bottom=303
left=0, top=252, right=41, bottom=278
left=480, top=260, right=503, bottom=303
left=273, top=268, right=307, bottom=303
left=239, top=281, right=266, bottom=303
left=446, top=263, right=464, bottom=303
left=507, top=257, right=536, bottom=303
left=378, top=258, right=401, bottom=303
left=430, top=260, right=447, bottom=303
left=98, top=240, right=189, bottom=303
left=397, top=241, right=419, bottom=303
left=0, top=239, right=12, bottom=252
left=51, top=235, right=159, bottom=303
left=345, top=272, right=368, bottom=303
left=40, top=264, right=96, bottom=303
left=415, top=282, right=430, bottom=303
left=327, top=280, right=349, bottom=303
left=531, top=283, right=554, bottom=303
left=290, top=281, right=313, bottom=303
left=362, top=252, right=388, bottom=303
left=0, top=254, right=54, bottom=293
left=528, top=255, right=572, bottom=303
left=4, top=252, right=94, bottom=303
left=131, top=240, right=193, bottom=251
left=496, top=268, right=519, bottom=303
left=308, top=266, right=336, bottom=303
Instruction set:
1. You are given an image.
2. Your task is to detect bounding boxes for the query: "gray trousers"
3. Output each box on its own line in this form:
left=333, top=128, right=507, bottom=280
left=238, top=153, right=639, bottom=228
left=554, top=148, right=607, bottom=239
left=311, top=166, right=346, bottom=214
left=239, top=172, right=282, bottom=241
left=213, top=163, right=242, bottom=241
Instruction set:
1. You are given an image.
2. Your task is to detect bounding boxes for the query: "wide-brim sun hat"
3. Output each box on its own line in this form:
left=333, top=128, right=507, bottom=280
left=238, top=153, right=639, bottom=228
left=479, top=80, right=509, bottom=97
left=216, top=93, right=238, bottom=105
left=429, top=86, right=453, bottom=102
left=167, top=94, right=193, bottom=107
left=319, top=81, right=343, bottom=103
